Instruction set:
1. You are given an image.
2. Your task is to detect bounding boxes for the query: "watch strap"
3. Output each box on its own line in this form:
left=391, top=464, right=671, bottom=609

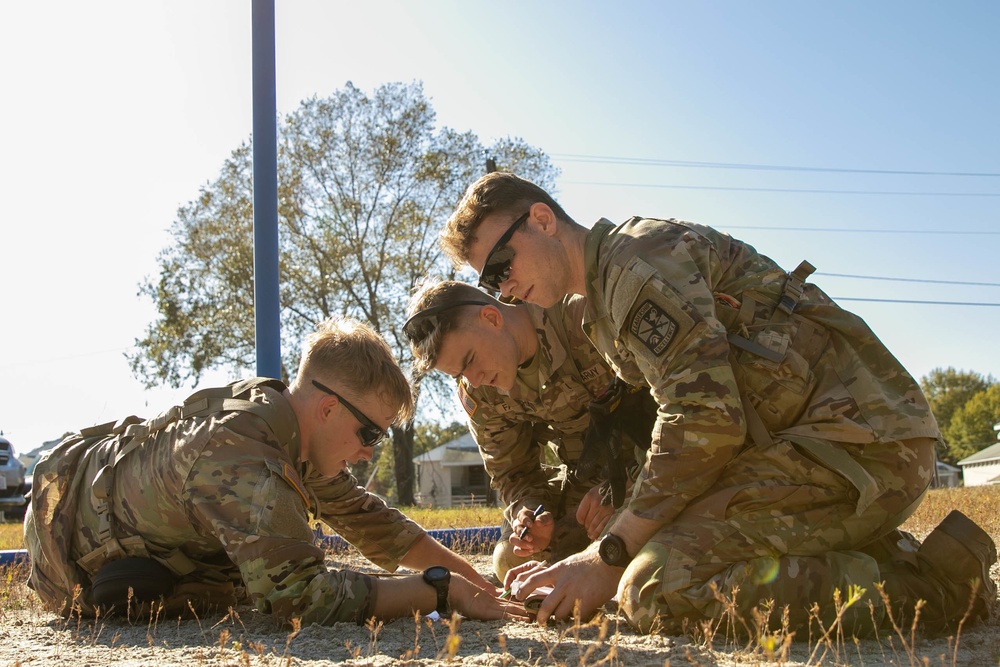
left=422, top=566, right=451, bottom=616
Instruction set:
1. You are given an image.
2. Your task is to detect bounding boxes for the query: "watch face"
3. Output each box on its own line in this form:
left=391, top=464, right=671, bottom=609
left=600, top=534, right=628, bottom=566
left=424, top=565, right=449, bottom=582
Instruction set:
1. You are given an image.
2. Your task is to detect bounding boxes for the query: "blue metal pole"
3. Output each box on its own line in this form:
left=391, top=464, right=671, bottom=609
left=252, top=0, right=282, bottom=379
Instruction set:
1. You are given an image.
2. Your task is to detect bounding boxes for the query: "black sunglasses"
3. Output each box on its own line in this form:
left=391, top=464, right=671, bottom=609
left=402, top=300, right=492, bottom=342
left=311, top=380, right=387, bottom=447
left=477, top=211, right=529, bottom=292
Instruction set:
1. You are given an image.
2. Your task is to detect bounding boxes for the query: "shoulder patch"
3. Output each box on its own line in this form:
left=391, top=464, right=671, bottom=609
left=266, top=458, right=311, bottom=509
left=629, top=299, right=679, bottom=356
left=458, top=382, right=479, bottom=416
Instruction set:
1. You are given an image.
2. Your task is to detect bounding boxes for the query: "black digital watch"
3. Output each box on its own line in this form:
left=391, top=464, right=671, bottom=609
left=422, top=566, right=451, bottom=616
left=598, top=533, right=632, bottom=567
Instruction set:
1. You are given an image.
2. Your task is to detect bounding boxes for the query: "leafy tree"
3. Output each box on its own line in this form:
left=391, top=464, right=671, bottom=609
left=919, top=367, right=995, bottom=445
left=128, top=81, right=558, bottom=503
left=943, top=385, right=1000, bottom=463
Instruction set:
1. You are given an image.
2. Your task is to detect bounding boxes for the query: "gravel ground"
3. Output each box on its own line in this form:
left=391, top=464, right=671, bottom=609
left=2, top=551, right=998, bottom=667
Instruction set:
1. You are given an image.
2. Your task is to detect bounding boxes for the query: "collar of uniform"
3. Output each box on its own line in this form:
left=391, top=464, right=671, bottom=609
left=515, top=350, right=542, bottom=394
left=533, top=301, right=569, bottom=388
left=260, top=385, right=303, bottom=468
left=582, top=219, right=617, bottom=327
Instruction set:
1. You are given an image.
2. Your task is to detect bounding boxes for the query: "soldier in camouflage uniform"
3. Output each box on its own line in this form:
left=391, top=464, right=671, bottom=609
left=25, top=316, right=526, bottom=625
left=404, top=281, right=650, bottom=581
left=437, top=172, right=997, bottom=636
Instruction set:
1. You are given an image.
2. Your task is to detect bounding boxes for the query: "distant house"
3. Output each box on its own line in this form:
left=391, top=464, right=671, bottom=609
left=958, top=440, right=1000, bottom=487
left=934, top=460, right=961, bottom=488
left=413, top=432, right=497, bottom=508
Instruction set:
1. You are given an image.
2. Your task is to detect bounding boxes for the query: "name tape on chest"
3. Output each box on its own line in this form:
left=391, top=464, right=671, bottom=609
left=580, top=364, right=605, bottom=383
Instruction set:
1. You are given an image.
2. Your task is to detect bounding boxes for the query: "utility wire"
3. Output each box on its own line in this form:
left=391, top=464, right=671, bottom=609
left=564, top=180, right=1000, bottom=198
left=833, top=297, right=1000, bottom=307
left=553, top=154, right=1000, bottom=178
left=817, top=272, right=1000, bottom=288
left=721, top=225, right=999, bottom=235
left=555, top=155, right=1000, bottom=304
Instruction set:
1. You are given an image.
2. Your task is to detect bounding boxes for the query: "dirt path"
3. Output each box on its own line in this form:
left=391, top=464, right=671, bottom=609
left=2, top=553, right=997, bottom=667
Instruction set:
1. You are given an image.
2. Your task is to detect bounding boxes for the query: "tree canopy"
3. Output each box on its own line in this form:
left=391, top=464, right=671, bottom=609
left=942, top=384, right=1000, bottom=463
left=919, top=367, right=998, bottom=464
left=128, top=81, right=559, bottom=502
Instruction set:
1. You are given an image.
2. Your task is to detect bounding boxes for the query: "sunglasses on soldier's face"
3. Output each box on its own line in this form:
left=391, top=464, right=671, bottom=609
left=477, top=211, right=529, bottom=293
left=311, top=380, right=387, bottom=447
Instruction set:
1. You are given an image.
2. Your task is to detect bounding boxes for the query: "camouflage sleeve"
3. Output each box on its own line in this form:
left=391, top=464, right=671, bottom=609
left=184, top=426, right=378, bottom=625
left=605, top=241, right=745, bottom=526
left=463, top=382, right=559, bottom=512
left=305, top=467, right=425, bottom=571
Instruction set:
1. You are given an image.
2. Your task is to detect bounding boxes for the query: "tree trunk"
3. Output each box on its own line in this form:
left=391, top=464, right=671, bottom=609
left=392, top=423, right=416, bottom=505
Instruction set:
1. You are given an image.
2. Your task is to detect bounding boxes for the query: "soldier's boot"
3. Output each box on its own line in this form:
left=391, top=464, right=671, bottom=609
left=880, top=510, right=997, bottom=636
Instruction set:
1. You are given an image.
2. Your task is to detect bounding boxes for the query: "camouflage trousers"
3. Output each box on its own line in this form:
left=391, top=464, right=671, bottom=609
left=619, top=435, right=937, bottom=636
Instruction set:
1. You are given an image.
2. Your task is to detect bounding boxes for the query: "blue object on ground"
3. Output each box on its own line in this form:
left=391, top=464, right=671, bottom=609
left=0, top=526, right=503, bottom=567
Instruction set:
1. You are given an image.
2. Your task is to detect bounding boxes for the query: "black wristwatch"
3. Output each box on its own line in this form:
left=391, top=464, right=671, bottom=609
left=598, top=533, right=632, bottom=567
left=422, top=566, right=451, bottom=616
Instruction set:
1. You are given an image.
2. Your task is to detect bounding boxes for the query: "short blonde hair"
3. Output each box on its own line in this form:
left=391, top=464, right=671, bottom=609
left=440, top=172, right=571, bottom=267
left=296, top=316, right=414, bottom=425
left=405, top=280, right=499, bottom=375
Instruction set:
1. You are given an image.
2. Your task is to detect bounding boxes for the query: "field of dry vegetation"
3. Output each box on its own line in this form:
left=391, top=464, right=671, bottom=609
left=1, top=486, right=998, bottom=667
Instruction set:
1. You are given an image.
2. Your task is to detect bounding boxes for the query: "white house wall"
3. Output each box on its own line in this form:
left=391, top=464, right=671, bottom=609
left=961, top=460, right=1000, bottom=486
left=417, top=462, right=454, bottom=507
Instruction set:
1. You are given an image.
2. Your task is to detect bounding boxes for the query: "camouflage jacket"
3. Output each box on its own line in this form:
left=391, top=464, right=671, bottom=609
left=582, top=217, right=940, bottom=525
left=460, top=295, right=632, bottom=518
left=27, top=381, right=423, bottom=624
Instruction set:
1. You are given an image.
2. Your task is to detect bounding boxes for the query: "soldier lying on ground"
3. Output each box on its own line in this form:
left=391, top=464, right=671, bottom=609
left=25, top=316, right=527, bottom=625
left=404, top=280, right=656, bottom=582
left=438, top=171, right=997, bottom=637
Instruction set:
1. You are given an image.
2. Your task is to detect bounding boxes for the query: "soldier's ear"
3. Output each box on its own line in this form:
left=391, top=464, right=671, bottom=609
left=317, top=392, right=338, bottom=422
left=480, top=304, right=503, bottom=329
left=530, top=202, right=558, bottom=236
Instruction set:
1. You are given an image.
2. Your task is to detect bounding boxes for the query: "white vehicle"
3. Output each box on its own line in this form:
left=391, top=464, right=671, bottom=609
left=0, top=435, right=28, bottom=519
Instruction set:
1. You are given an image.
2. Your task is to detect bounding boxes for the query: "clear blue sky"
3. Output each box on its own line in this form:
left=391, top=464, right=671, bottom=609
left=2, top=1, right=998, bottom=452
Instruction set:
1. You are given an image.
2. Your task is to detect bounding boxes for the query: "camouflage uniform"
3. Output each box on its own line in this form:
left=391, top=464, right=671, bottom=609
left=582, top=217, right=942, bottom=634
left=25, top=380, right=424, bottom=624
left=459, top=296, right=636, bottom=577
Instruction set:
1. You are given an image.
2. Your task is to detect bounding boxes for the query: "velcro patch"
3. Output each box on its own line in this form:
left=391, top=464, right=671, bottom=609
left=629, top=299, right=679, bottom=356
left=266, top=459, right=310, bottom=509
left=458, top=382, right=478, bottom=416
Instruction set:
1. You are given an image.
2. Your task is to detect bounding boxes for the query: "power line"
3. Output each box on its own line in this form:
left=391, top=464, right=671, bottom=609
left=553, top=154, right=1000, bottom=178
left=833, top=297, right=1000, bottom=307
left=817, top=272, right=1000, bottom=288
left=722, top=225, right=1000, bottom=235
left=563, top=180, right=1000, bottom=198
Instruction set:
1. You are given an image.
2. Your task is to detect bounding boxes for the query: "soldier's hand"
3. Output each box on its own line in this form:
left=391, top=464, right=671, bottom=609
left=576, top=486, right=615, bottom=540
left=449, top=573, right=530, bottom=621
left=510, top=506, right=554, bottom=556
left=507, top=549, right=622, bottom=626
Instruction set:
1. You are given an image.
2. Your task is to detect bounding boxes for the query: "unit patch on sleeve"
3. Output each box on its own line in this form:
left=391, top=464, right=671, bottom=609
left=458, top=381, right=479, bottom=416
left=629, top=299, right=679, bottom=356
left=265, top=458, right=311, bottom=509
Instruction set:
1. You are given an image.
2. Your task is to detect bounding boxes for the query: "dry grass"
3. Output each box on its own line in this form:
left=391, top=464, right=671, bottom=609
left=899, top=484, right=1000, bottom=538
left=1, top=486, right=998, bottom=667
left=397, top=504, right=504, bottom=531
